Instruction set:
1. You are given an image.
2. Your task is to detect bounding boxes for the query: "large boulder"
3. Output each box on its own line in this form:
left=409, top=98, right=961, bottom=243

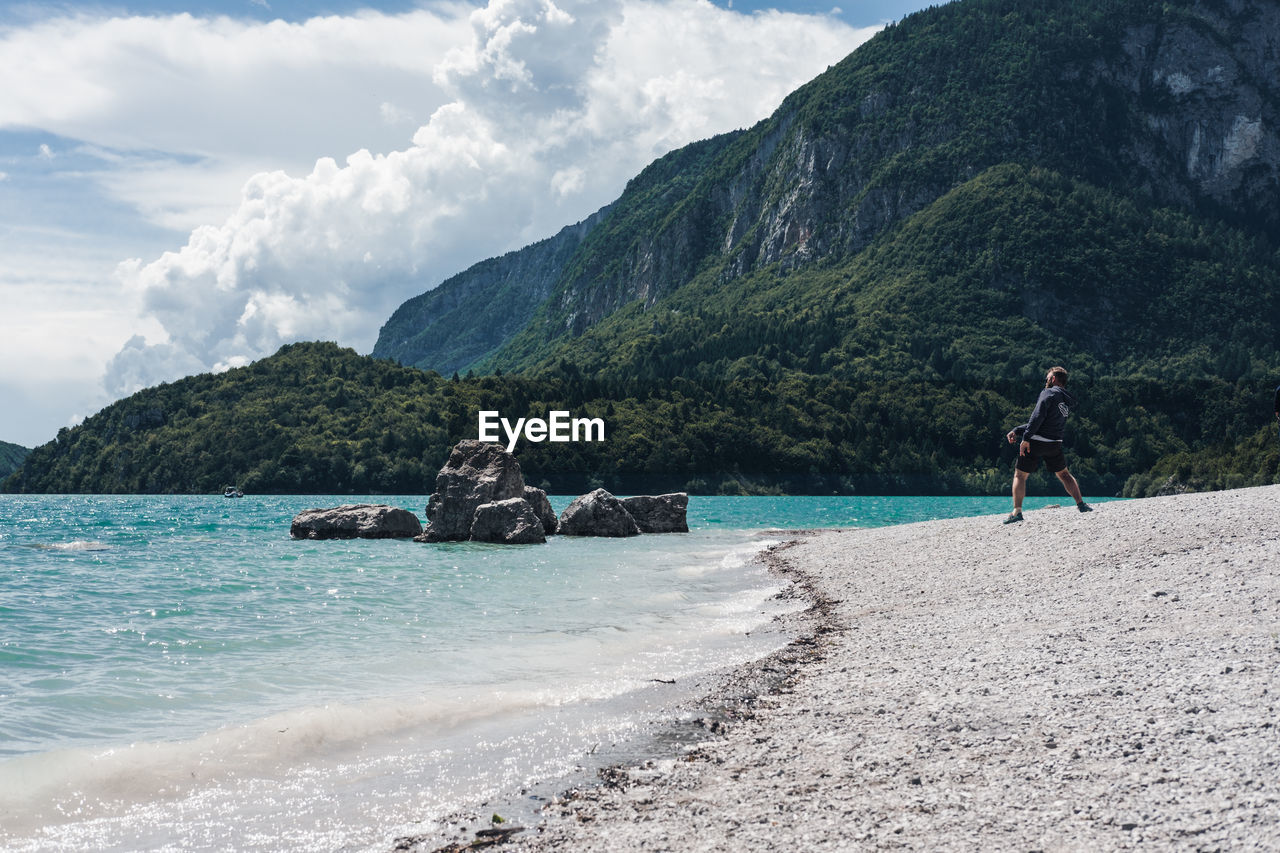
left=557, top=488, right=641, bottom=537
left=523, top=485, right=559, bottom=536
left=420, top=440, right=526, bottom=542
left=470, top=497, right=546, bottom=544
left=290, top=504, right=423, bottom=540
left=621, top=493, right=689, bottom=533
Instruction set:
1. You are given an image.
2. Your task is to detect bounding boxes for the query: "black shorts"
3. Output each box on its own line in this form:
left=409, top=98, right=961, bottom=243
left=1016, top=440, right=1068, bottom=474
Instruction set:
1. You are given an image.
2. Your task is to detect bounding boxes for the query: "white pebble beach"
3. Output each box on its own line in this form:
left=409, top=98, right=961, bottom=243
left=480, top=485, right=1280, bottom=851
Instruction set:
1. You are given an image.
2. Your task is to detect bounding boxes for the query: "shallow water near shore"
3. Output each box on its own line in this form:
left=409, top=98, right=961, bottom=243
left=0, top=493, right=1088, bottom=850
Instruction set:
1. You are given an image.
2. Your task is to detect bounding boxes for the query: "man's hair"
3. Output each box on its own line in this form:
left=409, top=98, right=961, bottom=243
left=1049, top=366, right=1069, bottom=385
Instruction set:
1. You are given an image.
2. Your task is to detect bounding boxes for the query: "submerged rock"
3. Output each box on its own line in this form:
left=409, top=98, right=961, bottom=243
left=470, top=497, right=546, bottom=544
left=420, top=440, right=526, bottom=542
left=523, top=485, right=559, bottom=536
left=557, top=488, right=641, bottom=537
left=290, top=504, right=423, bottom=540
left=621, top=493, right=689, bottom=533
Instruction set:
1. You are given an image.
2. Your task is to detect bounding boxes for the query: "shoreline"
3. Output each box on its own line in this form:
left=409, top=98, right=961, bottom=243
left=426, top=485, right=1280, bottom=851
left=396, top=533, right=833, bottom=852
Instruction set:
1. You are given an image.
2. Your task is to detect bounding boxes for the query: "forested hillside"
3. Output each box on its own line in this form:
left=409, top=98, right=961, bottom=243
left=1122, top=424, right=1280, bottom=497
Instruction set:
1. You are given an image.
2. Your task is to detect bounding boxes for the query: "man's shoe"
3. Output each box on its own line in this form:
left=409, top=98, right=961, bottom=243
left=1003, top=511, right=1024, bottom=524
left=1078, top=502, right=1093, bottom=513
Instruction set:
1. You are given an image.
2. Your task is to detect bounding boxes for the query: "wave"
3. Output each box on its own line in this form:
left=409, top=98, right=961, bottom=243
left=0, top=684, right=566, bottom=834
left=23, top=540, right=111, bottom=552
left=675, top=537, right=779, bottom=577
left=0, top=598, right=792, bottom=845
left=0, top=669, right=735, bottom=851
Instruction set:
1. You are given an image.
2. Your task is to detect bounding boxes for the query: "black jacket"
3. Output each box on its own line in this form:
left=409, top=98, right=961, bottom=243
left=1016, top=385, right=1077, bottom=442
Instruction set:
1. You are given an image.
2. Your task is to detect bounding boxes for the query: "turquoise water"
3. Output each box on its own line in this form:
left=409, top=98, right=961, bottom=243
left=0, top=493, right=1083, bottom=850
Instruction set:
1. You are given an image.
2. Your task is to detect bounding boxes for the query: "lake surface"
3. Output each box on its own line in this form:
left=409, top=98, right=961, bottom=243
left=0, top=493, right=1085, bottom=850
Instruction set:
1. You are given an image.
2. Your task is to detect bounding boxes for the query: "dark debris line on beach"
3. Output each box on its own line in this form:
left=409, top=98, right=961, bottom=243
left=395, top=824, right=525, bottom=852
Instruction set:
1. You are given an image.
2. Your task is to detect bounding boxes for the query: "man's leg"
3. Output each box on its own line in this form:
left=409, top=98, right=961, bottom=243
left=1011, top=469, right=1029, bottom=513
left=1055, top=467, right=1091, bottom=511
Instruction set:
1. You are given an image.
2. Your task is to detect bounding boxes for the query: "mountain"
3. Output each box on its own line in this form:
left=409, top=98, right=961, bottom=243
left=375, top=0, right=1280, bottom=375
left=10, top=0, right=1280, bottom=496
left=0, top=440, right=29, bottom=481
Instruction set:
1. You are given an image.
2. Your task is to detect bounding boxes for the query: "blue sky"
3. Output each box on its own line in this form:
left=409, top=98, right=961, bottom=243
left=0, top=0, right=936, bottom=448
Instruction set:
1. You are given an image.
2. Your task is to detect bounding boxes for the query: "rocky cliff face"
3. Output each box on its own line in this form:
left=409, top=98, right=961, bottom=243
left=1130, top=3, right=1278, bottom=221
left=375, top=0, right=1279, bottom=375
left=688, top=0, right=1280, bottom=275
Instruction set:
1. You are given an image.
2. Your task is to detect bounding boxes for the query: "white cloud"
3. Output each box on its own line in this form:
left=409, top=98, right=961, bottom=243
left=2, top=0, right=877, bottom=406
left=0, top=11, right=460, bottom=154
left=0, top=8, right=468, bottom=222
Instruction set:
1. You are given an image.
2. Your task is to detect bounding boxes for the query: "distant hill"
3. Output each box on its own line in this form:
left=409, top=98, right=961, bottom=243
left=9, top=341, right=950, bottom=496
left=373, top=207, right=611, bottom=377
left=6, top=343, right=458, bottom=495
left=0, top=440, right=29, bottom=481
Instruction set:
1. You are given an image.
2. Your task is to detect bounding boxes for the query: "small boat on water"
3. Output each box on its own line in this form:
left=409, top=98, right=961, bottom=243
left=223, top=487, right=245, bottom=498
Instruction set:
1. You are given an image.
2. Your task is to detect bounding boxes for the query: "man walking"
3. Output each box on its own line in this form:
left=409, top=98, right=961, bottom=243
left=1004, top=366, right=1092, bottom=523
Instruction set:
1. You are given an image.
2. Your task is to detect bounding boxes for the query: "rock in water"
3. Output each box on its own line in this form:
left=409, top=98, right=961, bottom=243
left=557, top=488, right=641, bottom=537
left=523, top=485, right=559, bottom=535
left=621, top=493, right=689, bottom=533
left=291, top=504, right=423, bottom=540
left=421, top=440, right=526, bottom=542
left=470, top=497, right=546, bottom=544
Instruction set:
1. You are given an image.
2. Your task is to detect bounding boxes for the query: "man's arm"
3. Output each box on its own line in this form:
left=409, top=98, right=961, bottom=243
left=1022, top=389, right=1051, bottom=439
left=1007, top=391, right=1047, bottom=453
